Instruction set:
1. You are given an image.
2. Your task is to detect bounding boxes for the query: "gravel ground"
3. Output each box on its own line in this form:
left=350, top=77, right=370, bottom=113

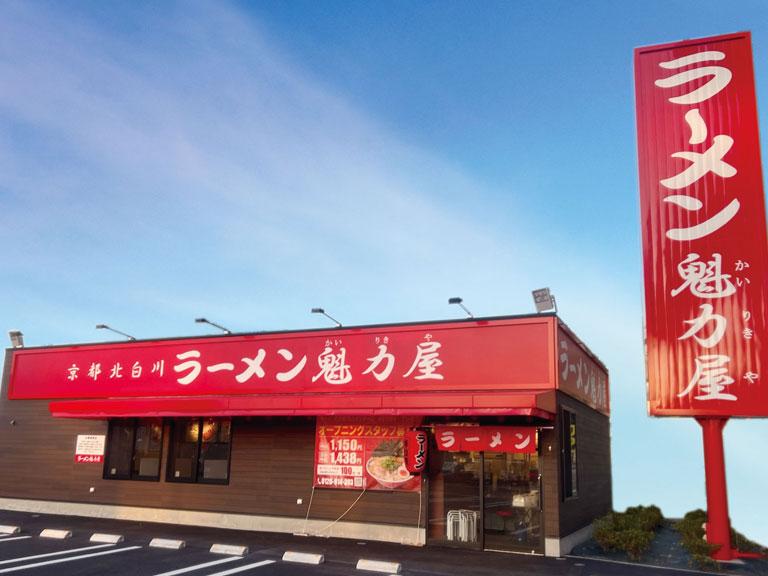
left=570, top=523, right=768, bottom=576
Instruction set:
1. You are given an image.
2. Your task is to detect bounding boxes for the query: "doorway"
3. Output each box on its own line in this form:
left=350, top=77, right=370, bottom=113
left=427, top=450, right=542, bottom=552
left=483, top=451, right=541, bottom=552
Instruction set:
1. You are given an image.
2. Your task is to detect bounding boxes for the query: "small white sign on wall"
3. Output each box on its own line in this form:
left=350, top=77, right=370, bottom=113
left=74, top=434, right=106, bottom=463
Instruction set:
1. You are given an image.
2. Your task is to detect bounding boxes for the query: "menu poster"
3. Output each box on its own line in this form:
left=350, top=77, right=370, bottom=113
left=314, top=416, right=421, bottom=491
left=74, top=434, right=106, bottom=463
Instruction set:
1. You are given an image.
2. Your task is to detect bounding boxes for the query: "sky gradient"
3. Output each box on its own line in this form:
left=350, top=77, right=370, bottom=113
left=1, top=0, right=767, bottom=545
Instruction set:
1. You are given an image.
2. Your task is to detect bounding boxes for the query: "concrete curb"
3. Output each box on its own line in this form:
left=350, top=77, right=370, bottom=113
left=210, top=544, right=249, bottom=556
left=39, top=529, right=72, bottom=539
left=149, top=538, right=185, bottom=550
left=356, top=559, right=402, bottom=574
left=565, top=554, right=726, bottom=576
left=90, top=533, right=124, bottom=544
left=0, top=526, right=20, bottom=535
left=282, top=551, right=325, bottom=565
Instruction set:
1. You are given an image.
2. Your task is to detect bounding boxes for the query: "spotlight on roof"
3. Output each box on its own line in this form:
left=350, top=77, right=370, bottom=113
left=95, top=324, right=136, bottom=341
left=311, top=307, right=342, bottom=328
left=8, top=330, right=24, bottom=348
left=448, top=297, right=474, bottom=319
left=195, top=317, right=232, bottom=334
left=532, top=287, right=557, bottom=313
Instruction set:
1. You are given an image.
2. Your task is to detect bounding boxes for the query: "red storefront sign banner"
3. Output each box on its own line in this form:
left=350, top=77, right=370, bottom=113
left=434, top=426, right=536, bottom=453
left=8, top=318, right=555, bottom=400
left=314, top=417, right=421, bottom=491
left=635, top=32, right=768, bottom=416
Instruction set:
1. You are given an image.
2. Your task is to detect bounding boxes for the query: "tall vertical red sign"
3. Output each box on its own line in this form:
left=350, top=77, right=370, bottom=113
left=635, top=32, right=768, bottom=417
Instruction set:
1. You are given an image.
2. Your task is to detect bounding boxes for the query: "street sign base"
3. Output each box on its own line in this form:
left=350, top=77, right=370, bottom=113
left=696, top=418, right=766, bottom=562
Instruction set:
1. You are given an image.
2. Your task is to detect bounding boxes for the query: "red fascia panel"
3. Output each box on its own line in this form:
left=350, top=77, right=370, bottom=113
left=48, top=391, right=555, bottom=420
left=381, top=393, right=475, bottom=408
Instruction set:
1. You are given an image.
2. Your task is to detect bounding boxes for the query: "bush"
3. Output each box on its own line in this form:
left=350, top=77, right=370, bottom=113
left=676, top=509, right=767, bottom=570
left=593, top=505, right=664, bottom=561
left=593, top=513, right=621, bottom=550
left=731, top=526, right=768, bottom=555
left=675, top=509, right=720, bottom=569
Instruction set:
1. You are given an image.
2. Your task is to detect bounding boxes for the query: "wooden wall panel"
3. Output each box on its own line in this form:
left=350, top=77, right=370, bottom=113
left=539, top=427, right=561, bottom=539
left=556, top=391, right=613, bottom=537
left=0, top=355, right=419, bottom=528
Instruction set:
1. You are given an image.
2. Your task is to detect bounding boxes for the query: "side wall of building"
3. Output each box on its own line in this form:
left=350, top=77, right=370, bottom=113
left=557, top=391, right=613, bottom=537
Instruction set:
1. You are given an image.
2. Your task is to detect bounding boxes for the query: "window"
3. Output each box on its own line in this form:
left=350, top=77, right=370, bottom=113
left=561, top=410, right=578, bottom=499
left=167, top=418, right=232, bottom=484
left=104, top=419, right=163, bottom=481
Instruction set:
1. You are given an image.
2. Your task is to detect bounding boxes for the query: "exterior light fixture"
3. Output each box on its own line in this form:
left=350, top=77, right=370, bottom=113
left=311, top=307, right=342, bottom=327
left=532, top=288, right=557, bottom=313
left=95, top=324, right=136, bottom=341
left=195, top=318, right=232, bottom=334
left=448, top=297, right=474, bottom=319
left=8, top=330, right=24, bottom=348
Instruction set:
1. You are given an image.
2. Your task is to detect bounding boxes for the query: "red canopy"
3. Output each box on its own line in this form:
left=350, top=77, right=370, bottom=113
left=48, top=390, right=556, bottom=420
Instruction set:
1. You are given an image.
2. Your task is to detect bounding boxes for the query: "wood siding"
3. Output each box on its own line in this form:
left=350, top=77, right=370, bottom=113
left=0, top=353, right=419, bottom=527
left=556, top=391, right=613, bottom=537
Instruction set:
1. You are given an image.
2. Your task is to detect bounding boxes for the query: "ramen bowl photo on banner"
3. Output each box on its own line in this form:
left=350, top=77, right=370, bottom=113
left=314, top=416, right=421, bottom=492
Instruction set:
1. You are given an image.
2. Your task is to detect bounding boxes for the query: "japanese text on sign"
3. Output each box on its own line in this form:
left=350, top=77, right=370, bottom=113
left=434, top=426, right=537, bottom=453
left=635, top=33, right=768, bottom=416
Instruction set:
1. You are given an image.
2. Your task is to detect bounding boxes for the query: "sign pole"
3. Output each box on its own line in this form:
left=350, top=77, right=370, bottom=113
left=696, top=417, right=733, bottom=561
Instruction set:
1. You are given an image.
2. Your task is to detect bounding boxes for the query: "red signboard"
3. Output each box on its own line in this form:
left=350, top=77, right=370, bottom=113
left=404, top=430, right=428, bottom=473
left=635, top=32, right=768, bottom=416
left=557, top=327, right=609, bottom=414
left=8, top=318, right=554, bottom=400
left=434, top=426, right=536, bottom=453
left=313, top=417, right=421, bottom=491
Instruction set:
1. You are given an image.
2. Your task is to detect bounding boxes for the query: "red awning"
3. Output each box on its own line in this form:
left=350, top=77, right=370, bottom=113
left=48, top=390, right=556, bottom=420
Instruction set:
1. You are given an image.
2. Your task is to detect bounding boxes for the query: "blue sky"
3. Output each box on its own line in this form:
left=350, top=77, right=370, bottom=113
left=2, top=0, right=767, bottom=545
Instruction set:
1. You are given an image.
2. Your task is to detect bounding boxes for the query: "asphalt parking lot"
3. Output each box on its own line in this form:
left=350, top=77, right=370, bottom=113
left=0, top=527, right=355, bottom=576
left=0, top=510, right=720, bottom=576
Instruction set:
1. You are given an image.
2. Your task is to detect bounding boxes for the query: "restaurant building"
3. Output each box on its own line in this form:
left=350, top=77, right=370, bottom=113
left=0, top=314, right=610, bottom=556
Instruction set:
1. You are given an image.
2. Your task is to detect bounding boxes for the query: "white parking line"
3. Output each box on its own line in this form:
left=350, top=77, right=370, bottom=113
left=152, top=556, right=242, bottom=576
left=0, top=546, right=141, bottom=573
left=0, top=538, right=31, bottom=545
left=0, top=543, right=115, bottom=566
left=206, top=560, right=275, bottom=576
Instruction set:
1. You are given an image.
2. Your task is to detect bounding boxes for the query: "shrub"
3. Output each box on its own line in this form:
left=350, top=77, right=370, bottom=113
left=592, top=505, right=664, bottom=561
left=731, top=527, right=768, bottom=555
left=593, top=513, right=620, bottom=550
left=676, top=509, right=768, bottom=570
left=616, top=528, right=655, bottom=561
left=675, top=509, right=719, bottom=569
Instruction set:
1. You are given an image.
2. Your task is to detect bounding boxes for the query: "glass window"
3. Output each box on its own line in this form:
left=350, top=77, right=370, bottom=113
left=104, top=419, right=163, bottom=481
left=484, top=451, right=541, bottom=552
left=167, top=418, right=200, bottom=481
left=199, top=418, right=231, bottom=482
left=427, top=450, right=482, bottom=547
left=167, top=418, right=232, bottom=484
left=133, top=420, right=164, bottom=480
left=561, top=410, right=578, bottom=499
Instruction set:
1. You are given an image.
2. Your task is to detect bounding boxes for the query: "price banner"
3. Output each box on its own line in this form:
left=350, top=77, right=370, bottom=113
left=313, top=416, right=421, bottom=491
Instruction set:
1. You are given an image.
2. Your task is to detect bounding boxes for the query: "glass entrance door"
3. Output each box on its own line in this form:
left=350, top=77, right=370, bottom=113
left=427, top=451, right=482, bottom=548
left=483, top=452, right=542, bottom=552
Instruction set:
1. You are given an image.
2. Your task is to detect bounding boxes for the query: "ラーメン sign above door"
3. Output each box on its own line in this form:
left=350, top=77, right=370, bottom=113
left=635, top=32, right=768, bottom=417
